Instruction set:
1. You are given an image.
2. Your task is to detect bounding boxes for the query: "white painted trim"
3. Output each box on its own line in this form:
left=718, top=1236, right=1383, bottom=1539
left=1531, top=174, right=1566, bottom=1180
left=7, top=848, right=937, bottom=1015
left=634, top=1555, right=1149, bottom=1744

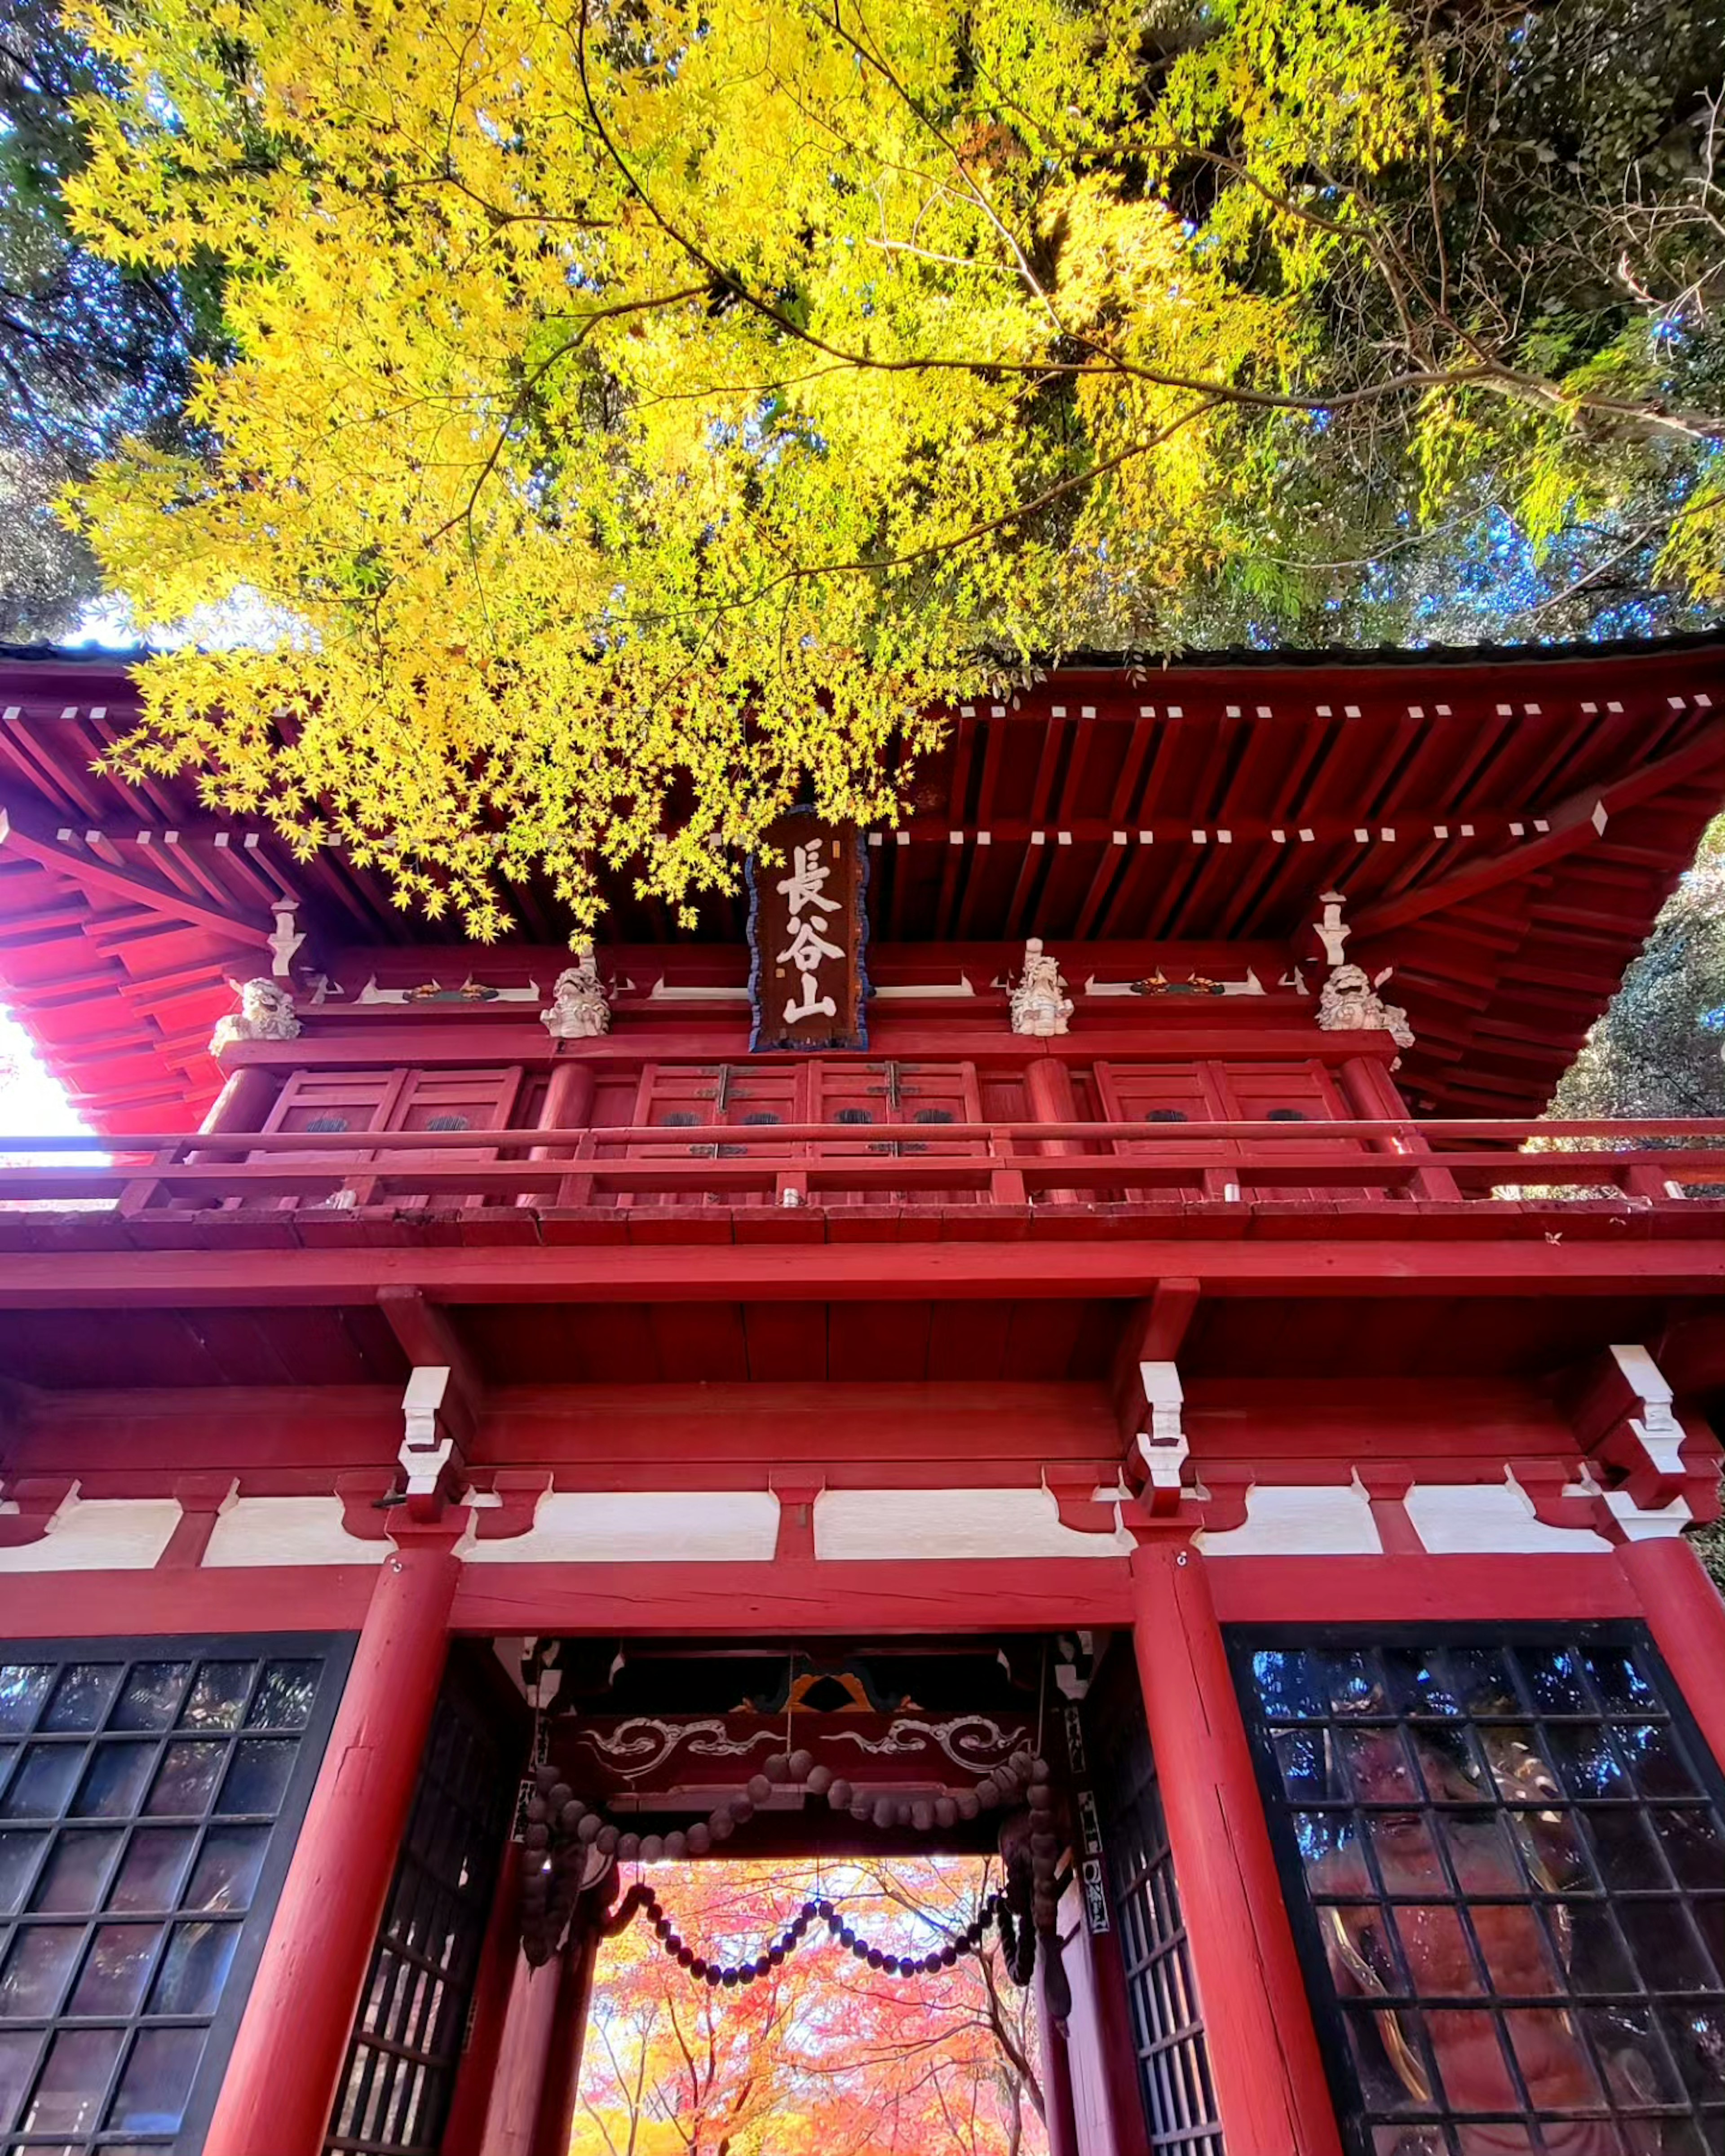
left=203, top=1496, right=387, bottom=1568
left=1405, top=1482, right=1612, bottom=1555
left=1198, top=1484, right=1381, bottom=1558
left=0, top=1497, right=181, bottom=1573
left=814, top=1487, right=1132, bottom=1561
left=463, top=1490, right=779, bottom=1565
left=1602, top=1489, right=1693, bottom=1542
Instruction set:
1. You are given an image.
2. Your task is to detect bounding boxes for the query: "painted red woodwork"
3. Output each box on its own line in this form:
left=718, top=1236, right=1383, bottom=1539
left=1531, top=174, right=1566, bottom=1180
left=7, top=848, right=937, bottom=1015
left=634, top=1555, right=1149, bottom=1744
left=442, top=1843, right=526, bottom=2154
left=203, top=1537, right=461, bottom=2156
left=1205, top=1554, right=1641, bottom=1625
left=0, top=1564, right=380, bottom=1636
left=1036, top=1949, right=1082, bottom=2156
left=450, top=1556, right=1138, bottom=1637
left=1615, top=1535, right=1725, bottom=1773
left=1128, top=1543, right=1343, bottom=2156
left=0, top=1226, right=1717, bottom=1313
left=1, top=644, right=1719, bottom=1129
left=530, top=1927, right=597, bottom=2156
left=476, top=1955, right=564, bottom=2156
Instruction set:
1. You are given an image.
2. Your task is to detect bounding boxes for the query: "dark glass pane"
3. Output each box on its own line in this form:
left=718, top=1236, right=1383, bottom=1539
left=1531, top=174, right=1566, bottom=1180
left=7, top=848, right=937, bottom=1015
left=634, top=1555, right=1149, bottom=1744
left=1542, top=1723, right=1630, bottom=1801
left=1435, top=1811, right=1527, bottom=1896
left=0, top=1839, right=43, bottom=1918
left=1656, top=2002, right=1725, bottom=2108
left=1252, top=1649, right=1325, bottom=1722
left=0, top=2029, right=38, bottom=2130
left=1516, top=1647, right=1593, bottom=1717
left=1341, top=2006, right=1433, bottom=2112
left=20, top=2026, right=123, bottom=2134
left=71, top=1743, right=156, bottom=1819
left=184, top=1826, right=267, bottom=1913
left=105, top=2026, right=204, bottom=2134
left=1317, top=1652, right=1384, bottom=1718
left=1340, top=1728, right=1421, bottom=1803
left=0, top=1673, right=51, bottom=1736
left=109, top=1664, right=190, bottom=1733
left=145, top=1741, right=225, bottom=1816
left=1612, top=1722, right=1694, bottom=1799
left=1506, top=1808, right=1592, bottom=1895
left=1582, top=1807, right=1672, bottom=1891
left=1477, top=1728, right=1562, bottom=1806
left=1468, top=1905, right=1562, bottom=1997
left=1448, top=1648, right=1520, bottom=1717
left=1384, top=1650, right=1461, bottom=1720
left=1561, top=1904, right=1641, bottom=1993
left=41, top=1668, right=123, bottom=1736
left=1361, top=1813, right=1446, bottom=1897
left=1389, top=1905, right=1482, bottom=1997
left=105, top=1829, right=196, bottom=1914
left=0, top=1928, right=83, bottom=2019
left=1582, top=1647, right=1657, bottom=1714
left=67, top=1926, right=160, bottom=2016
left=28, top=1833, right=120, bottom=1914
left=148, top=1920, right=239, bottom=2016
left=1408, top=1727, right=1491, bottom=1805
left=1, top=1748, right=83, bottom=1822
left=245, top=1661, right=319, bottom=1731
left=1584, top=2004, right=1686, bottom=2105
left=1618, top=1902, right=1714, bottom=1993
left=1424, top=2009, right=1519, bottom=2111
left=1274, top=1726, right=1331, bottom=1802
left=1503, top=2007, right=1604, bottom=2108
left=1371, top=2130, right=1445, bottom=2156
left=219, top=1739, right=296, bottom=1815
left=178, top=1664, right=254, bottom=1733
left=1295, top=1811, right=1373, bottom=1893
left=1654, top=1806, right=1725, bottom=1891
left=1320, top=1905, right=1407, bottom=1994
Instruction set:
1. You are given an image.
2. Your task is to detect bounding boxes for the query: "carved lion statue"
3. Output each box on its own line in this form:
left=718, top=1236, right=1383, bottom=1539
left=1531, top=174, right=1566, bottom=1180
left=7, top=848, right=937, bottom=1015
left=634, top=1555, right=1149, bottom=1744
left=210, top=977, right=301, bottom=1055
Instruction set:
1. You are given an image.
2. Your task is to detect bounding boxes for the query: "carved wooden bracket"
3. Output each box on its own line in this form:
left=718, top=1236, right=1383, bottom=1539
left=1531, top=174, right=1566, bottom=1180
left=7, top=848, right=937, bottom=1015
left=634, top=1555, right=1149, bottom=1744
left=463, top=1470, right=554, bottom=1542
left=1567, top=1344, right=1720, bottom=1514
left=0, top=1475, right=76, bottom=1547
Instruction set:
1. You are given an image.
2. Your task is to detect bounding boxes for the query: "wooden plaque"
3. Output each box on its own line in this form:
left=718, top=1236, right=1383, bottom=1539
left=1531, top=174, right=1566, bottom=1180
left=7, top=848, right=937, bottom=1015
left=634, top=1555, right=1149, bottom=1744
left=748, top=813, right=869, bottom=1051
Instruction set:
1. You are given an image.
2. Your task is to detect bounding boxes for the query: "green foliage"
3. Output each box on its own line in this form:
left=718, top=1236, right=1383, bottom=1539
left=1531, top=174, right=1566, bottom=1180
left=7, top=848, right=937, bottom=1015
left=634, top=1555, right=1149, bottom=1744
left=54, top=0, right=1725, bottom=932
left=0, top=0, right=220, bottom=637
left=1551, top=817, right=1725, bottom=1122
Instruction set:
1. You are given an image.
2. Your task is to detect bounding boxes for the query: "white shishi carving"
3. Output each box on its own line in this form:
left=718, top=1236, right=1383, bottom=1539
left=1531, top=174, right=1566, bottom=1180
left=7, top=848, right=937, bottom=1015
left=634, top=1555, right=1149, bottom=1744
left=1317, top=963, right=1415, bottom=1055
left=210, top=977, right=301, bottom=1054
left=1008, top=938, right=1073, bottom=1036
left=542, top=949, right=611, bottom=1038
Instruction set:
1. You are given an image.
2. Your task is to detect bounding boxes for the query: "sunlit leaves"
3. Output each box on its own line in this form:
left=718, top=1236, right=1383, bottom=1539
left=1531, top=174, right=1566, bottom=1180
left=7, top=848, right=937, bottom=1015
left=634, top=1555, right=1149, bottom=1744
left=58, top=0, right=1725, bottom=934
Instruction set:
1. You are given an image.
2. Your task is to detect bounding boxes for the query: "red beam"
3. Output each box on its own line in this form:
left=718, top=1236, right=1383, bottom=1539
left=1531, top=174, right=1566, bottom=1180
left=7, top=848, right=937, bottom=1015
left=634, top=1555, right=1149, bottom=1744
left=0, top=1234, right=1716, bottom=1305
left=0, top=800, right=274, bottom=948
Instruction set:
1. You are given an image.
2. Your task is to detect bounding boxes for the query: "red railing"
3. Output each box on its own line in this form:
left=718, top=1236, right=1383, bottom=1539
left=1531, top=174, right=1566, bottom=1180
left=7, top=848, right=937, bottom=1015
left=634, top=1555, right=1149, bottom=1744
left=0, top=1119, right=1719, bottom=1212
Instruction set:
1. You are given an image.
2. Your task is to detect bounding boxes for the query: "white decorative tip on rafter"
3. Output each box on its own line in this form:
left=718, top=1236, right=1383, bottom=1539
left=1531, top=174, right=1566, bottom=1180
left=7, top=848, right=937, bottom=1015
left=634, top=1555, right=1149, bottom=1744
left=1591, top=800, right=1609, bottom=836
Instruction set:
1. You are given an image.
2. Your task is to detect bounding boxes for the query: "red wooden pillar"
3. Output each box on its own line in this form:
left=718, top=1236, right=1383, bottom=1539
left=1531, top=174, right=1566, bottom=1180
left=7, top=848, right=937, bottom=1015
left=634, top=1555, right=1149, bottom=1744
left=1035, top=1948, right=1081, bottom=2156
left=1129, top=1540, right=1342, bottom=2156
left=204, top=1537, right=460, bottom=2156
left=1619, top=1533, right=1725, bottom=1771
left=530, top=1924, right=599, bottom=2156
left=1026, top=1054, right=1081, bottom=1205
left=477, top=1953, right=564, bottom=2156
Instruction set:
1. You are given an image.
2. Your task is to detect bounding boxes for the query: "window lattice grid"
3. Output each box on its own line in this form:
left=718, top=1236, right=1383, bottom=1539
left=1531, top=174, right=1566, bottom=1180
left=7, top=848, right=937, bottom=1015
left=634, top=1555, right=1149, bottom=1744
left=1088, top=1647, right=1225, bottom=2156
left=325, top=1665, right=517, bottom=2156
left=0, top=1644, right=335, bottom=2153
left=1233, top=1627, right=1725, bottom=2156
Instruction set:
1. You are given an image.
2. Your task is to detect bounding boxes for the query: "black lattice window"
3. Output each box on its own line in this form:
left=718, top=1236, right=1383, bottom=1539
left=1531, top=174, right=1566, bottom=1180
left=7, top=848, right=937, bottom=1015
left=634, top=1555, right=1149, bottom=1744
left=325, top=1653, right=519, bottom=2156
left=0, top=1637, right=345, bottom=2152
left=1232, top=1625, right=1725, bottom=2156
left=1086, top=1642, right=1224, bottom=2156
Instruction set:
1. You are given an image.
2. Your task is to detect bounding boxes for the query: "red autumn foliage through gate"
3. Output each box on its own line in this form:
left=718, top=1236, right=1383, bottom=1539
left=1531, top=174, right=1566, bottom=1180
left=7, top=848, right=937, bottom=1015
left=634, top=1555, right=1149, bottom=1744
left=571, top=1858, right=1048, bottom=2156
